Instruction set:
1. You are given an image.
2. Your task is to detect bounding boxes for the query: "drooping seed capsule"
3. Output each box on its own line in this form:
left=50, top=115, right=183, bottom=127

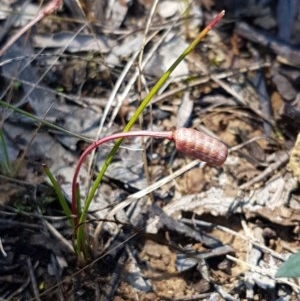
left=172, top=128, right=228, bottom=166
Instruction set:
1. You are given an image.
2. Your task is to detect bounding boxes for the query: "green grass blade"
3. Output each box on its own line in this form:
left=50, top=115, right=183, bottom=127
left=0, top=129, right=11, bottom=174
left=78, top=11, right=225, bottom=231
left=0, top=100, right=93, bottom=143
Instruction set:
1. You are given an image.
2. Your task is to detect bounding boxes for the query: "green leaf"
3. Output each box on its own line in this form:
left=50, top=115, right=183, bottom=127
left=43, top=164, right=74, bottom=229
left=276, top=252, right=300, bottom=278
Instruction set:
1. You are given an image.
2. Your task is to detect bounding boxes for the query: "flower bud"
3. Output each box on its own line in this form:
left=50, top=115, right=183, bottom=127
left=173, top=128, right=228, bottom=166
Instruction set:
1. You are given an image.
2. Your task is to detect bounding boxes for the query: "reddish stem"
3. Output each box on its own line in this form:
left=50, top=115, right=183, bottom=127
left=207, top=10, right=225, bottom=30
left=71, top=130, right=173, bottom=219
left=0, top=0, right=62, bottom=56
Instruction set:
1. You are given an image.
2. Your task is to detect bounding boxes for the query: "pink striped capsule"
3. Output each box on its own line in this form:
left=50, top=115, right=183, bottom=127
left=172, top=128, right=228, bottom=166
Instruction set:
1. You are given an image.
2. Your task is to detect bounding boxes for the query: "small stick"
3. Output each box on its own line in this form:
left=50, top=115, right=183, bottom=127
left=0, top=0, right=62, bottom=56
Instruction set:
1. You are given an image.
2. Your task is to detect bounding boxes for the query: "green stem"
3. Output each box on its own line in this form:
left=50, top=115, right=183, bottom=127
left=82, top=10, right=225, bottom=218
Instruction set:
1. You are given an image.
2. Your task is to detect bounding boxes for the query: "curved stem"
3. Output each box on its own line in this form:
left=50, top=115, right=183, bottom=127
left=71, top=130, right=173, bottom=224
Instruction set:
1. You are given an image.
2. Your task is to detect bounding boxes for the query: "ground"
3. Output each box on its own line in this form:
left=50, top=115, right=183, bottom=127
left=0, top=0, right=300, bottom=300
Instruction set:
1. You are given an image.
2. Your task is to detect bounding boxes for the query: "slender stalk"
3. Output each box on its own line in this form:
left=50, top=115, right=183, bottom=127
left=72, top=131, right=173, bottom=220
left=72, top=130, right=173, bottom=258
left=0, top=0, right=62, bottom=56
